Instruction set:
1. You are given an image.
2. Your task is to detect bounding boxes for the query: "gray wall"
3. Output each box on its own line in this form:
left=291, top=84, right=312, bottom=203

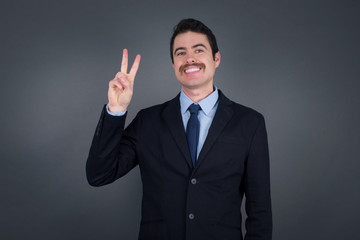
left=1, top=0, right=359, bottom=239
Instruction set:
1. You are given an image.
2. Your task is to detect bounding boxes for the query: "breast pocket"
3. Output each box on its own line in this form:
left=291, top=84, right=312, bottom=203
left=210, top=135, right=247, bottom=177
left=215, top=135, right=248, bottom=160
left=217, top=135, right=246, bottom=146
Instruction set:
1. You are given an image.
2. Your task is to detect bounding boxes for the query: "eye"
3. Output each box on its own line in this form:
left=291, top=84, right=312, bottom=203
left=195, top=49, right=204, bottom=53
left=176, top=51, right=185, bottom=56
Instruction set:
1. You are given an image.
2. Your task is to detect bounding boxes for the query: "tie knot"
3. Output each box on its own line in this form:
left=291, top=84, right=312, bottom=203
left=188, top=103, right=201, bottom=115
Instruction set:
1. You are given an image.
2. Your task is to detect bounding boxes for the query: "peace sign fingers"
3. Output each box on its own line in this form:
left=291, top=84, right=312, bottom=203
left=121, top=48, right=128, bottom=73
left=120, top=49, right=141, bottom=78
left=107, top=48, right=141, bottom=113
left=129, top=54, right=141, bottom=79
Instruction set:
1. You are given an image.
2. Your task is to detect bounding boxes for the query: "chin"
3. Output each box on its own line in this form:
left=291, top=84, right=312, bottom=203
left=179, top=79, right=200, bottom=88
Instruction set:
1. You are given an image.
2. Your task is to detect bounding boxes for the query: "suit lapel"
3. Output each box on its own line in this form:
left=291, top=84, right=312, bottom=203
left=161, top=91, right=234, bottom=171
left=161, top=94, right=193, bottom=169
left=196, top=91, right=233, bottom=169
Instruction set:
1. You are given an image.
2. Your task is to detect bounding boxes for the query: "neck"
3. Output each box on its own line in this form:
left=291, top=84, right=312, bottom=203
left=182, top=85, right=214, bottom=103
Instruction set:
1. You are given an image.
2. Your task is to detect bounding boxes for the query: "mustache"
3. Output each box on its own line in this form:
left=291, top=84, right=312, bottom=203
left=179, top=63, right=206, bottom=74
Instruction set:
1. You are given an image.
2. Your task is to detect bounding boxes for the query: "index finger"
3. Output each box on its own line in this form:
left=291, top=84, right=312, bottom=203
left=120, top=48, right=128, bottom=73
left=129, top=54, right=141, bottom=78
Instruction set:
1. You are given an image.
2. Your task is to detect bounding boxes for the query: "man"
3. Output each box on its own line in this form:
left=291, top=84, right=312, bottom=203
left=87, top=18, right=272, bottom=240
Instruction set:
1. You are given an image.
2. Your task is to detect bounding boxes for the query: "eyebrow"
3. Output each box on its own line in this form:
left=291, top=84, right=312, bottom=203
left=192, top=43, right=207, bottom=49
left=174, top=43, right=208, bottom=55
left=174, top=47, right=186, bottom=55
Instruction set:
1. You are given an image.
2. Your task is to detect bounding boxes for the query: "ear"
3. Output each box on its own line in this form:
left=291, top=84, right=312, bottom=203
left=214, top=51, right=221, bottom=68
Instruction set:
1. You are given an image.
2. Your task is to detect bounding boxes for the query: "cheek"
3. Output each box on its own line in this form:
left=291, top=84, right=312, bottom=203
left=173, top=61, right=181, bottom=69
left=173, top=65, right=182, bottom=76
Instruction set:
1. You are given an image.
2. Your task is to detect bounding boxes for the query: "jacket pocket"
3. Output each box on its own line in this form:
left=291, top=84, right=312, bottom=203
left=138, top=218, right=168, bottom=240
left=210, top=213, right=243, bottom=240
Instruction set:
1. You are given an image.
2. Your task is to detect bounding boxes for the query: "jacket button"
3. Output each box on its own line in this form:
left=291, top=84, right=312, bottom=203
left=189, top=213, right=195, bottom=220
left=191, top=178, right=197, bottom=184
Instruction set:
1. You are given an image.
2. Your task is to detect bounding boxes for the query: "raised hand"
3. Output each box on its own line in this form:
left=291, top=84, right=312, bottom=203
left=108, top=49, right=141, bottom=113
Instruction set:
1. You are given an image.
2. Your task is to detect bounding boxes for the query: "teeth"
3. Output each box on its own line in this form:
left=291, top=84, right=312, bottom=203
left=185, top=68, right=200, bottom=73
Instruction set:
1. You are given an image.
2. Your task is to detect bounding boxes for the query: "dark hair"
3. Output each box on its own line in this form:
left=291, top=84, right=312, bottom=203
left=170, top=18, right=219, bottom=63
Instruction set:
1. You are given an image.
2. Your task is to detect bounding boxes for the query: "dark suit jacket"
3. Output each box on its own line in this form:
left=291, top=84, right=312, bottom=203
left=86, top=90, right=272, bottom=240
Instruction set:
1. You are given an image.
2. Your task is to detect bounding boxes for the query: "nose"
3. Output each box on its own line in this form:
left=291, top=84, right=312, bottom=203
left=186, top=55, right=196, bottom=64
left=186, top=58, right=196, bottom=64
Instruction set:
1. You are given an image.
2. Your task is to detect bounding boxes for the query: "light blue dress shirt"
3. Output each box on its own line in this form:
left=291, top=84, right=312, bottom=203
left=179, top=88, right=219, bottom=158
left=107, top=88, right=219, bottom=157
left=106, top=105, right=127, bottom=116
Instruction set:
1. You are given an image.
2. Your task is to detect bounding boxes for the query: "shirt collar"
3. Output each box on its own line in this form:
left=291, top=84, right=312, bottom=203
left=180, top=87, right=219, bottom=116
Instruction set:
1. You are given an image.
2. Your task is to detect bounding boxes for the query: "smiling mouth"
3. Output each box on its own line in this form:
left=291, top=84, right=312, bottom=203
left=179, top=63, right=206, bottom=75
left=185, top=67, right=201, bottom=73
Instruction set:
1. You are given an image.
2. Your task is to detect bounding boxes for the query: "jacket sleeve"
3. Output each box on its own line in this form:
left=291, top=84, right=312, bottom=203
left=244, top=116, right=272, bottom=240
left=86, top=105, right=140, bottom=186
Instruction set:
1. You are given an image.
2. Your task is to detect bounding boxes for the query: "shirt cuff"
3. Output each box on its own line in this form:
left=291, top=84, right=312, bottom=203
left=106, top=104, right=127, bottom=116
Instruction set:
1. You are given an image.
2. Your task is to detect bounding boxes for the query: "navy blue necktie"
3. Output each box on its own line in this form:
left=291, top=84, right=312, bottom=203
left=186, top=104, right=201, bottom=167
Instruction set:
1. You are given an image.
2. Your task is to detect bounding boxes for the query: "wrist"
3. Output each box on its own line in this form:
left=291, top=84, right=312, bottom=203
left=107, top=104, right=127, bottom=113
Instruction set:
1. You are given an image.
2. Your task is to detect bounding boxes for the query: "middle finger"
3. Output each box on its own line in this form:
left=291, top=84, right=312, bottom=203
left=121, top=48, right=128, bottom=73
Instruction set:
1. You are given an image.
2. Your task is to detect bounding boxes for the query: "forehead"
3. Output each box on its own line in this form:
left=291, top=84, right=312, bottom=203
left=173, top=31, right=210, bottom=48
